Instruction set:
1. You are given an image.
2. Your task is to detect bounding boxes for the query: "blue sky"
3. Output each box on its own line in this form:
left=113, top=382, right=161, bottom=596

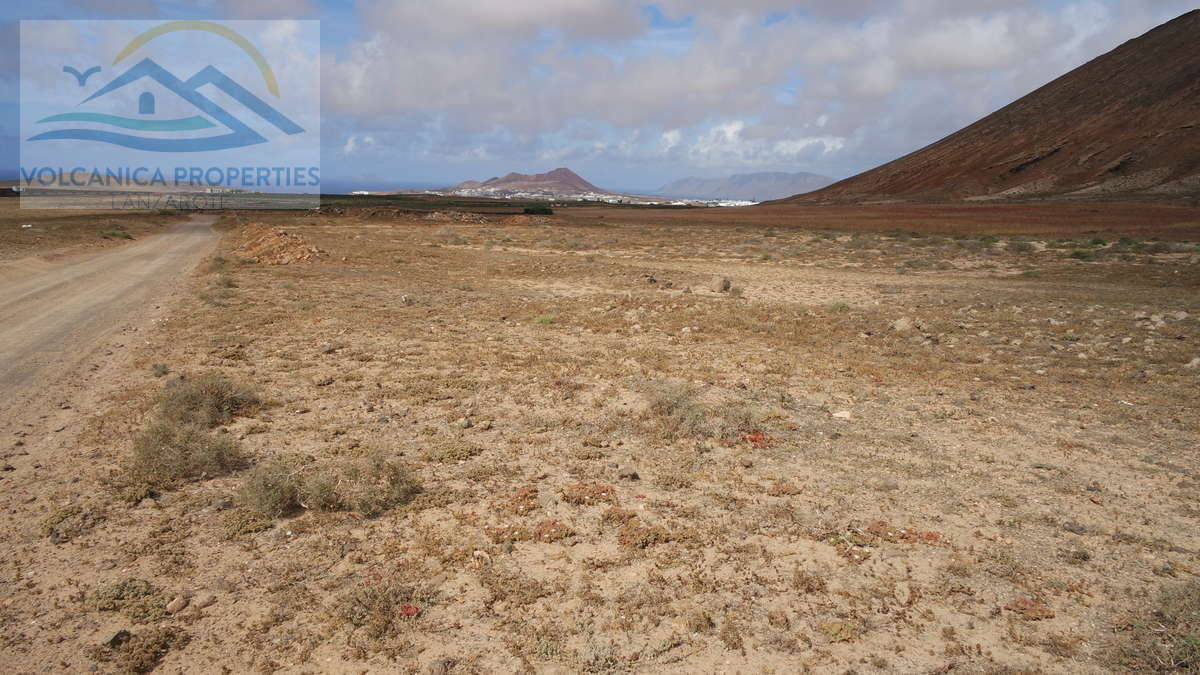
left=2, top=0, right=1196, bottom=192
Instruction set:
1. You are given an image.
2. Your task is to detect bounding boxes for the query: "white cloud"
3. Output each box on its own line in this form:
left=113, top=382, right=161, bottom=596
left=320, top=0, right=1198, bottom=180
left=342, top=134, right=376, bottom=155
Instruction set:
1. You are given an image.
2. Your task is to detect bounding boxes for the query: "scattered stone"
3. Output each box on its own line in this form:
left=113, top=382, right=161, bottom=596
left=457, top=417, right=474, bottom=429
left=165, top=596, right=189, bottom=614
left=314, top=375, right=335, bottom=387
left=711, top=276, right=731, bottom=293
left=832, top=410, right=852, bottom=421
left=1173, top=311, right=1190, bottom=321
left=104, top=630, right=132, bottom=649
left=890, top=317, right=915, bottom=332
left=426, top=658, right=458, bottom=675
left=1186, top=357, right=1200, bottom=369
left=618, top=468, right=640, bottom=481
left=211, top=496, right=233, bottom=511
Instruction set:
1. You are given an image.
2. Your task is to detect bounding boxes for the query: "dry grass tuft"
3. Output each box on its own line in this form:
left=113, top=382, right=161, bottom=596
left=240, top=455, right=421, bottom=519
left=157, top=374, right=259, bottom=428
left=1107, top=580, right=1200, bottom=672
left=126, top=422, right=247, bottom=487
left=87, top=578, right=169, bottom=624
left=87, top=626, right=190, bottom=674
left=335, top=581, right=431, bottom=640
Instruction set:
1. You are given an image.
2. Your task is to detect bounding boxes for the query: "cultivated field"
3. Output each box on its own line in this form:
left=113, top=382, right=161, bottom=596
left=2, top=204, right=1199, bottom=673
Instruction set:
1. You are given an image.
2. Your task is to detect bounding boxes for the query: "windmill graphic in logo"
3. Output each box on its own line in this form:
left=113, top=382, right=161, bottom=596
left=28, top=21, right=304, bottom=153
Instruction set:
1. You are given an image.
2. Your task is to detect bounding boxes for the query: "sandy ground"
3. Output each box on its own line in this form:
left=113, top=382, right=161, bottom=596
left=1, top=208, right=1198, bottom=674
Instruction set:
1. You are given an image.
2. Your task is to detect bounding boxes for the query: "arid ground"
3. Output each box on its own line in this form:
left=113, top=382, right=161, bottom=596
left=1, top=202, right=1198, bottom=673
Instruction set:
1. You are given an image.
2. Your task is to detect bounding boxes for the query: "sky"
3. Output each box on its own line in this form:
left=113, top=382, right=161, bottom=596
left=1, top=0, right=1196, bottom=193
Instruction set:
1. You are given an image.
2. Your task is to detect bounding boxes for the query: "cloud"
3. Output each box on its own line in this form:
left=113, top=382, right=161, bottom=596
left=342, top=134, right=376, bottom=155
left=318, top=0, right=1197, bottom=182
left=213, top=0, right=319, bottom=19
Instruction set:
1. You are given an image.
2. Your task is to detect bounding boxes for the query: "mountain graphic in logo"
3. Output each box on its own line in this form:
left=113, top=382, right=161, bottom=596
left=29, top=57, right=304, bottom=153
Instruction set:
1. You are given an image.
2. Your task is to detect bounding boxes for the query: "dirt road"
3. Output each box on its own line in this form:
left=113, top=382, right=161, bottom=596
left=0, top=215, right=217, bottom=418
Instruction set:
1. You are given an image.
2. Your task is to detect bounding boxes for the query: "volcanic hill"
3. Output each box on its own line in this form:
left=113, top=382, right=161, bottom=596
left=781, top=10, right=1200, bottom=204
left=448, top=168, right=611, bottom=195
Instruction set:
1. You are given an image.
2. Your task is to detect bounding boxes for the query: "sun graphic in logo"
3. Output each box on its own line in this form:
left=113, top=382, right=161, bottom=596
left=30, top=20, right=304, bottom=153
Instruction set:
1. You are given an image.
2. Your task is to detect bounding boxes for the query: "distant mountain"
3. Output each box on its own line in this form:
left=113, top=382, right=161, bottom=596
left=657, top=172, right=834, bottom=201
left=780, top=10, right=1200, bottom=204
left=447, top=168, right=611, bottom=195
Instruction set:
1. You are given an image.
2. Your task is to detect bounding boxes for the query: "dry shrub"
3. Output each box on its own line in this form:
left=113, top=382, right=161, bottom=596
left=87, top=578, right=169, bottom=624
left=1107, top=580, right=1200, bottom=672
left=423, top=440, right=483, bottom=463
left=158, top=375, right=259, bottom=428
left=87, top=627, right=189, bottom=674
left=642, top=379, right=760, bottom=442
left=241, top=455, right=421, bottom=519
left=644, top=379, right=709, bottom=438
left=127, top=422, right=246, bottom=487
left=335, top=582, right=430, bottom=639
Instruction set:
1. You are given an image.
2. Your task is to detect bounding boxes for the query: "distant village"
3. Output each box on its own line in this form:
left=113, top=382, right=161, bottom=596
left=352, top=187, right=757, bottom=207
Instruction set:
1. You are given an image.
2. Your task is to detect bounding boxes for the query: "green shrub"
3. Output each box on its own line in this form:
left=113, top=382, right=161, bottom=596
left=523, top=205, right=553, bottom=215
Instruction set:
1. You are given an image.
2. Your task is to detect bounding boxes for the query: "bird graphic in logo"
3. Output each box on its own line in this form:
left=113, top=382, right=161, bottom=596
left=29, top=21, right=304, bottom=153
left=63, top=65, right=101, bottom=87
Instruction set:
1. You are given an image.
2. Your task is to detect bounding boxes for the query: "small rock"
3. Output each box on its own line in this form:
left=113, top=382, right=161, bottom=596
left=1, top=464, right=14, bottom=472
left=166, top=596, right=189, bottom=614
left=739, top=458, right=753, bottom=469
left=137, top=497, right=158, bottom=509
left=426, top=659, right=458, bottom=675
left=194, top=594, right=216, bottom=609
left=104, top=630, right=132, bottom=649
left=618, top=468, right=640, bottom=481
left=890, top=317, right=914, bottom=332
left=314, top=375, right=335, bottom=387
left=894, top=582, right=914, bottom=606
left=211, top=496, right=233, bottom=511
left=711, top=276, right=731, bottom=293
left=478, top=420, right=493, bottom=431
left=1173, top=311, right=1189, bottom=321
left=832, top=410, right=852, bottom=421
left=1186, top=357, right=1200, bottom=369
left=457, top=417, right=473, bottom=429
left=319, top=343, right=338, bottom=354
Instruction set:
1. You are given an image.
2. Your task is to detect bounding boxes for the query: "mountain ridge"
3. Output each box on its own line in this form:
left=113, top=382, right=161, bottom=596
left=446, top=167, right=611, bottom=195
left=778, top=10, right=1200, bottom=204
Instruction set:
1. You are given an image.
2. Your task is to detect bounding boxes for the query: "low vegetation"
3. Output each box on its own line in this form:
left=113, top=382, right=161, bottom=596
left=240, top=455, right=421, bottom=519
